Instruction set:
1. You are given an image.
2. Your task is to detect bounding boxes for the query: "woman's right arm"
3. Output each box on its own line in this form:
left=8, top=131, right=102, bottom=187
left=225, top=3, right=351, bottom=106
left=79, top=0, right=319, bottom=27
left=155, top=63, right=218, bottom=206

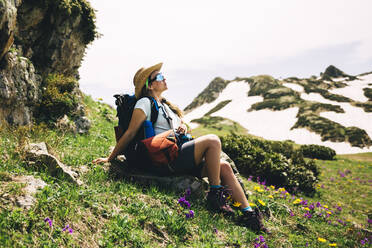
left=92, top=108, right=147, bottom=164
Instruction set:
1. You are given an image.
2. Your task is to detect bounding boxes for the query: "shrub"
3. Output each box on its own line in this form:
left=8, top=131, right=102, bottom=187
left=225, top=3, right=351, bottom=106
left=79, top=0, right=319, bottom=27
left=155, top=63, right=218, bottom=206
left=205, top=100, right=232, bottom=116
left=220, top=134, right=319, bottom=195
left=35, top=74, right=80, bottom=122
left=363, top=88, right=372, bottom=101
left=300, top=144, right=336, bottom=160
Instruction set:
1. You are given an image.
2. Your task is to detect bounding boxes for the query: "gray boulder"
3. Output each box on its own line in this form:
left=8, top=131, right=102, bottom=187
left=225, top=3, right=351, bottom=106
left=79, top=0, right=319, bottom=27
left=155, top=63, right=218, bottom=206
left=0, top=49, right=41, bottom=125
left=107, top=148, right=249, bottom=198
left=74, top=116, right=91, bottom=134
left=0, top=175, right=47, bottom=210
left=109, top=158, right=208, bottom=198
left=13, top=175, right=47, bottom=209
left=25, top=142, right=82, bottom=185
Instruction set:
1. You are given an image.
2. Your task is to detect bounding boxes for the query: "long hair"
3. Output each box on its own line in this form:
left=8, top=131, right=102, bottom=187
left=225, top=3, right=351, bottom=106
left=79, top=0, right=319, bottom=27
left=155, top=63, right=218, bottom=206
left=139, top=86, right=183, bottom=118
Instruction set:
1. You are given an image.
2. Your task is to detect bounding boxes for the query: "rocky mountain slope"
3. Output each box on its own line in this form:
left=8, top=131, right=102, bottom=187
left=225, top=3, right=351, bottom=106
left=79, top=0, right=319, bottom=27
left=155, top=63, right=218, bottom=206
left=0, top=0, right=96, bottom=128
left=184, top=66, right=372, bottom=154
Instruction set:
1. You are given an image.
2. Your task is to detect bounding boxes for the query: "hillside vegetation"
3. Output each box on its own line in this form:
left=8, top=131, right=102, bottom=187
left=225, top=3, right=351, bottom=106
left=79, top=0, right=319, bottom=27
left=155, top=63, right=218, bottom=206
left=1, top=95, right=371, bottom=247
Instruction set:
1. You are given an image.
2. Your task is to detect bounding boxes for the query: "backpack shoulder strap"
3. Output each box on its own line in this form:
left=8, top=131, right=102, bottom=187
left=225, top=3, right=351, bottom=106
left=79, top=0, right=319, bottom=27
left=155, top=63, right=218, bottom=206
left=145, top=96, right=159, bottom=125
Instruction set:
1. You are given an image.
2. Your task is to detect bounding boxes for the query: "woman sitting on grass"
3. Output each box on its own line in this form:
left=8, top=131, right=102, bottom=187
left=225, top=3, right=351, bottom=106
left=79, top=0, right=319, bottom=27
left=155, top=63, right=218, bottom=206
left=92, top=62, right=268, bottom=233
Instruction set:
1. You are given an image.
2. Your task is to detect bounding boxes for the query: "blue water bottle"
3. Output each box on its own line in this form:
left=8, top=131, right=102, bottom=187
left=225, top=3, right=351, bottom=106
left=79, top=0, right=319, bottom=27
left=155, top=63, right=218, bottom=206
left=143, top=120, right=155, bottom=138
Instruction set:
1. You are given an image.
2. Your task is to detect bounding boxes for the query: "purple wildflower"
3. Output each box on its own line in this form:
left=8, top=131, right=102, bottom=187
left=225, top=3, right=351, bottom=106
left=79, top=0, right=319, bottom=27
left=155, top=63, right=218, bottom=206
left=213, top=227, right=218, bottom=234
left=262, top=180, right=266, bottom=186
left=304, top=211, right=312, bottom=219
left=301, top=200, right=308, bottom=206
left=305, top=242, right=309, bottom=247
left=368, top=219, right=372, bottom=224
left=321, top=184, right=325, bottom=189
left=339, top=172, right=345, bottom=178
left=262, top=244, right=268, bottom=248
left=290, top=211, right=295, bottom=216
left=254, top=243, right=260, bottom=248
left=336, top=206, right=342, bottom=212
left=316, top=202, right=321, bottom=207
left=178, top=197, right=190, bottom=208
left=62, top=224, right=73, bottom=234
left=330, top=177, right=335, bottom=182
left=259, top=235, right=265, bottom=243
left=309, top=204, right=315, bottom=210
left=44, top=217, right=52, bottom=227
left=248, top=175, right=253, bottom=181
left=185, top=210, right=194, bottom=219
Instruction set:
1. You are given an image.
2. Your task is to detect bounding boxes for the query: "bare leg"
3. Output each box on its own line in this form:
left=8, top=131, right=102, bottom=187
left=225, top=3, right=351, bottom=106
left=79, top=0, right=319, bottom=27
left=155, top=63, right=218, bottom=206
left=193, top=134, right=222, bottom=186
left=220, top=162, right=249, bottom=208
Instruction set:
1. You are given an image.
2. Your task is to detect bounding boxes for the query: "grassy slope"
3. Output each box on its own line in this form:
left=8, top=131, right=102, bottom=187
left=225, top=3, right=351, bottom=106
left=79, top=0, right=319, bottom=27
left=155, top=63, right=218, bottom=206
left=0, top=95, right=371, bottom=247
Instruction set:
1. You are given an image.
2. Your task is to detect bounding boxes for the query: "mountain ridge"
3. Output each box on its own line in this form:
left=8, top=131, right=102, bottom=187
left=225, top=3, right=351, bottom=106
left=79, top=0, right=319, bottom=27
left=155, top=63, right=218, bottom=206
left=184, top=65, right=372, bottom=154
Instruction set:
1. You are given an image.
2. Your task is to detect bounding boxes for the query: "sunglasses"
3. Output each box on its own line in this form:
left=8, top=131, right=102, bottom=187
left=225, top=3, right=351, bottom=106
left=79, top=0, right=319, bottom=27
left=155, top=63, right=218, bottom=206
left=146, top=73, right=165, bottom=89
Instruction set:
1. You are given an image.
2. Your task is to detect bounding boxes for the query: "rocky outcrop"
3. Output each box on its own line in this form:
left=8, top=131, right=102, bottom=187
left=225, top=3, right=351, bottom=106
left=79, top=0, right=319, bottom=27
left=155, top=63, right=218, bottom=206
left=321, top=65, right=357, bottom=81
left=0, top=49, right=41, bottom=125
left=184, top=77, right=231, bottom=113
left=15, top=0, right=96, bottom=77
left=0, top=0, right=96, bottom=126
left=0, top=175, right=47, bottom=210
left=25, top=142, right=83, bottom=185
left=0, top=0, right=20, bottom=61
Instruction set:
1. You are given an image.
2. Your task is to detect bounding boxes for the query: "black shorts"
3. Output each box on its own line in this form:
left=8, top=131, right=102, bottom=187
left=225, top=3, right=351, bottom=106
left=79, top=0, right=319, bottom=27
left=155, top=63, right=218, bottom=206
left=172, top=140, right=205, bottom=178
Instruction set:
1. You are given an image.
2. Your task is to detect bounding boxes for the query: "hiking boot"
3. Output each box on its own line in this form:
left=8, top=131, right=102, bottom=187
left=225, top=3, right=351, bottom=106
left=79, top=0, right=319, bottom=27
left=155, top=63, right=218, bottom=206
left=239, top=208, right=270, bottom=233
left=207, top=187, right=235, bottom=216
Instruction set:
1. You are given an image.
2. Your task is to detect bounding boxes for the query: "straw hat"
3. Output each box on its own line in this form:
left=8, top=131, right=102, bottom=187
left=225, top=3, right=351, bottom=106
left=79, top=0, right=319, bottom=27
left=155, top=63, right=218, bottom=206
left=133, top=62, right=163, bottom=98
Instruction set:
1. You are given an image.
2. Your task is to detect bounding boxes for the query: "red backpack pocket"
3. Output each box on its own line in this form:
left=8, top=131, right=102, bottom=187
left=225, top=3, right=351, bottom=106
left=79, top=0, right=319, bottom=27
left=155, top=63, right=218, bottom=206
left=138, top=130, right=179, bottom=171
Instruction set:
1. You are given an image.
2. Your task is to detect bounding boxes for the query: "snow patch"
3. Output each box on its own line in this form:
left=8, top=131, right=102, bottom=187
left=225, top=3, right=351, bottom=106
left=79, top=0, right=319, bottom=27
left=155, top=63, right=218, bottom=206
left=283, top=83, right=304, bottom=92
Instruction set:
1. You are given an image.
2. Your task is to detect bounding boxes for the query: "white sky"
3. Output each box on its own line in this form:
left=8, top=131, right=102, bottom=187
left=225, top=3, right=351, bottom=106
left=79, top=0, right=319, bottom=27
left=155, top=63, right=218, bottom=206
left=79, top=0, right=372, bottom=109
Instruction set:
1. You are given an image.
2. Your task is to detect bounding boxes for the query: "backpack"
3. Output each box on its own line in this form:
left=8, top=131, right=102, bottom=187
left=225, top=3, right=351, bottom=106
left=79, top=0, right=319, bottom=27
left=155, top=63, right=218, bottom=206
left=113, top=94, right=159, bottom=164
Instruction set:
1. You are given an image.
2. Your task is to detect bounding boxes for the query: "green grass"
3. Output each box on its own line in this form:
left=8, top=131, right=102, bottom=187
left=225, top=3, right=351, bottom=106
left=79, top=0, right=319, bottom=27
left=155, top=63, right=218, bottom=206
left=190, top=116, right=248, bottom=137
left=1, top=94, right=371, bottom=247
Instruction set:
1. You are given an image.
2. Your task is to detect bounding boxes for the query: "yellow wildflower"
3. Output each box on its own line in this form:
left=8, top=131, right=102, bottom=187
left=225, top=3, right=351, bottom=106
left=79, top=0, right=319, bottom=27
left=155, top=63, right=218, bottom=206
left=233, top=201, right=242, bottom=207
left=278, top=187, right=286, bottom=192
left=329, top=243, right=337, bottom=247
left=304, top=207, right=310, bottom=211
left=258, top=199, right=266, bottom=206
left=270, top=185, right=275, bottom=190
left=98, top=98, right=103, bottom=101
left=293, top=199, right=302, bottom=204
left=226, top=195, right=232, bottom=201
left=249, top=203, right=256, bottom=207
left=323, top=205, right=329, bottom=209
left=327, top=211, right=332, bottom=215
left=285, top=192, right=290, bottom=196
left=268, top=195, right=274, bottom=199
left=253, top=186, right=264, bottom=193
left=318, top=237, right=327, bottom=242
